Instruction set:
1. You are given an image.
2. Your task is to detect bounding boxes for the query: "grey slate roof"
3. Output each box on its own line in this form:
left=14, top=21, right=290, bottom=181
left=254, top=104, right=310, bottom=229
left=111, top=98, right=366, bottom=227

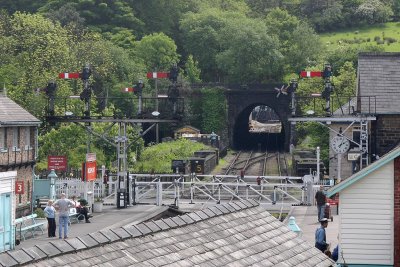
left=358, top=52, right=400, bottom=114
left=333, top=97, right=357, bottom=116
left=0, top=200, right=334, bottom=267
left=0, top=95, right=41, bottom=126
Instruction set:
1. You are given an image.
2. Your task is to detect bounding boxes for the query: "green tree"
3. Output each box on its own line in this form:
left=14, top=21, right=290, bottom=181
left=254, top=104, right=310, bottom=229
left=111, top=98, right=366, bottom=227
left=184, top=55, right=202, bottom=83
left=216, top=16, right=283, bottom=82
left=0, top=12, right=74, bottom=119
left=134, top=32, right=179, bottom=71
left=356, top=0, right=393, bottom=24
left=265, top=8, right=322, bottom=73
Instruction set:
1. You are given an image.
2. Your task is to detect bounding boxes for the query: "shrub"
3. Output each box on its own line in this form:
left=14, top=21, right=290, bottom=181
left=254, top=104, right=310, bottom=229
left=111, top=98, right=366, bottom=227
left=34, top=208, right=45, bottom=218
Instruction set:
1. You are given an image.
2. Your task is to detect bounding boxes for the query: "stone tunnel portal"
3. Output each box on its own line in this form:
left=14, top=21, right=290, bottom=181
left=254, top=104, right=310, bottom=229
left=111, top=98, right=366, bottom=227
left=233, top=104, right=285, bottom=151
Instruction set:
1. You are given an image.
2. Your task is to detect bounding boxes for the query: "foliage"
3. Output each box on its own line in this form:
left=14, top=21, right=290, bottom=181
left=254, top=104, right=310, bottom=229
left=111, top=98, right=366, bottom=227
left=181, top=8, right=283, bottom=83
left=134, top=32, right=179, bottom=71
left=265, top=8, right=322, bottom=73
left=183, top=55, right=202, bottom=83
left=200, top=88, right=227, bottom=134
left=94, top=197, right=103, bottom=203
left=34, top=207, right=46, bottom=218
left=296, top=121, right=330, bottom=167
left=133, top=139, right=208, bottom=173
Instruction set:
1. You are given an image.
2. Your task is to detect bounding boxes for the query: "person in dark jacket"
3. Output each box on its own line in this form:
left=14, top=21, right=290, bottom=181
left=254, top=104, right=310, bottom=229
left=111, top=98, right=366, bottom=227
left=315, top=218, right=329, bottom=252
left=315, top=185, right=326, bottom=221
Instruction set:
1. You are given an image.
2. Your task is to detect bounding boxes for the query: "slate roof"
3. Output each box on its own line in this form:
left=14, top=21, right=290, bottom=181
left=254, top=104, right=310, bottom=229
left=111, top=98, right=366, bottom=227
left=0, top=95, right=41, bottom=126
left=333, top=97, right=357, bottom=116
left=358, top=52, right=400, bottom=114
left=0, top=200, right=334, bottom=267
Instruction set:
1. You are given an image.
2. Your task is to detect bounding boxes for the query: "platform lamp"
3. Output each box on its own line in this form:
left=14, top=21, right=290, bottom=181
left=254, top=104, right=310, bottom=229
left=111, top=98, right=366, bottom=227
left=48, top=169, right=58, bottom=200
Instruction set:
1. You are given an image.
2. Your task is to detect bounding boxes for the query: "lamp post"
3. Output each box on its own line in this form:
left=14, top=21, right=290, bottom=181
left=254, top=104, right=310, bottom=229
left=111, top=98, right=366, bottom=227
left=48, top=169, right=58, bottom=200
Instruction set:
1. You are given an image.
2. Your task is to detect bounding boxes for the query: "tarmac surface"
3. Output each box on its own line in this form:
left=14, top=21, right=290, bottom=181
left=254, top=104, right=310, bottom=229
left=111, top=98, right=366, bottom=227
left=15, top=203, right=339, bottom=254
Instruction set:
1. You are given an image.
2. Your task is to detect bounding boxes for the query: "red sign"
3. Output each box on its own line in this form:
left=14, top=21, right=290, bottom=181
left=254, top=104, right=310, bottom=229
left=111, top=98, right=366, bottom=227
left=122, top=87, right=135, bottom=93
left=48, top=156, right=67, bottom=171
left=58, top=72, right=80, bottom=79
left=85, top=161, right=97, bottom=181
left=146, top=72, right=169, bottom=79
left=15, top=181, right=24, bottom=194
left=300, top=71, right=323, bottom=78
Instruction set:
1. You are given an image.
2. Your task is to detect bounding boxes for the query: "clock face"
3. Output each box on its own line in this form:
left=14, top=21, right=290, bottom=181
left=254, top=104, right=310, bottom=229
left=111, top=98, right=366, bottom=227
left=331, top=136, right=350, bottom=154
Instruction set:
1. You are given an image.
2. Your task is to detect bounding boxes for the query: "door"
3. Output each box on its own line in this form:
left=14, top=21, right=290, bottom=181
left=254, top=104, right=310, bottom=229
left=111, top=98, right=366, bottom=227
left=0, top=193, right=12, bottom=252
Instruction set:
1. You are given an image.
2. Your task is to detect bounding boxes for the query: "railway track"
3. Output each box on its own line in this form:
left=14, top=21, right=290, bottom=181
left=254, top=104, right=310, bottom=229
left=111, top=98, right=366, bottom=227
left=222, top=149, right=290, bottom=177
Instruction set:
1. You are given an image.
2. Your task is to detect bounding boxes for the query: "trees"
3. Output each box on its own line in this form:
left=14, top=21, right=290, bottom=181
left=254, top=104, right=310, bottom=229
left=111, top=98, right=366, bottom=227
left=134, top=32, right=179, bottom=71
left=181, top=8, right=284, bottom=83
left=265, top=8, right=322, bottom=73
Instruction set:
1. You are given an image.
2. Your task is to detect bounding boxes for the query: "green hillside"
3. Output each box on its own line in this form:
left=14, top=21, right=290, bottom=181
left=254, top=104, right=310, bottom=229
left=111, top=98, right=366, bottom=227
left=321, top=22, right=400, bottom=52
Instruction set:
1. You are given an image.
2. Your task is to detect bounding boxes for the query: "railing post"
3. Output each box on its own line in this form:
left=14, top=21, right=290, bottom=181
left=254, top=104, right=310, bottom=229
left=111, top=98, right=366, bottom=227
left=156, top=177, right=162, bottom=206
left=190, top=182, right=194, bottom=204
left=217, top=184, right=221, bottom=204
left=132, top=177, right=136, bottom=205
left=176, top=180, right=180, bottom=207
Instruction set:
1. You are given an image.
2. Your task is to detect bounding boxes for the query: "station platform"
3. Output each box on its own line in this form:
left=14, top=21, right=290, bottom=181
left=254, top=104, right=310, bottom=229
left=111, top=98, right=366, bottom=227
left=15, top=204, right=169, bottom=250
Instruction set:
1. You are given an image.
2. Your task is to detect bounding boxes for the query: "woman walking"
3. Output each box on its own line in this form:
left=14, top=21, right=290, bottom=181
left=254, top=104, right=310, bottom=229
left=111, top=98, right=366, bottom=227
left=43, top=200, right=56, bottom=237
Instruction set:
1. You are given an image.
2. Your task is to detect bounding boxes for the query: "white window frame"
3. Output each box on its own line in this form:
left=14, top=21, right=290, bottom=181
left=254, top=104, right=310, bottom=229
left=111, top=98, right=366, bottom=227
left=25, top=127, right=32, bottom=150
left=0, top=128, right=7, bottom=152
left=12, top=127, right=20, bottom=152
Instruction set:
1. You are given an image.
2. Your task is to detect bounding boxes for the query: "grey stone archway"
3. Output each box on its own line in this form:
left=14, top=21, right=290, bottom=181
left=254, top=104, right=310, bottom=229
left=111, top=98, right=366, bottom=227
left=225, top=85, right=292, bottom=151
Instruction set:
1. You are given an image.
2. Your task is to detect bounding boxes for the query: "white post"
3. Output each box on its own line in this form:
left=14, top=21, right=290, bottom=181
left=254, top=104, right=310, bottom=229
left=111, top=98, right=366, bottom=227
left=316, top=146, right=320, bottom=182
left=337, top=153, right=342, bottom=183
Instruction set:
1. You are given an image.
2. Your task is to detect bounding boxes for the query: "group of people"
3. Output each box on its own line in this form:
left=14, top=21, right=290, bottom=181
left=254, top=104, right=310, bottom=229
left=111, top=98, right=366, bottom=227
left=43, top=193, right=91, bottom=239
left=315, top=185, right=339, bottom=262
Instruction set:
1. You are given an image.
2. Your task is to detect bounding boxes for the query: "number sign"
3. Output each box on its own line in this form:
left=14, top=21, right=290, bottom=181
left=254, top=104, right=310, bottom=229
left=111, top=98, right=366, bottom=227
left=15, top=181, right=24, bottom=194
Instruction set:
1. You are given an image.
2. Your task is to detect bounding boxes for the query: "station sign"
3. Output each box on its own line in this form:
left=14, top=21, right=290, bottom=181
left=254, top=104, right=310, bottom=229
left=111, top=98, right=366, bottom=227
left=86, top=153, right=96, bottom=162
left=15, top=181, right=24, bottom=194
left=82, top=161, right=97, bottom=181
left=348, top=152, right=360, bottom=161
left=48, top=155, right=67, bottom=171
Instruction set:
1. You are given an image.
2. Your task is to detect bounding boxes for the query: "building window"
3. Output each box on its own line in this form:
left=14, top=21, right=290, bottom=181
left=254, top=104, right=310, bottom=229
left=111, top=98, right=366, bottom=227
left=25, top=127, right=31, bottom=150
left=13, top=127, right=20, bottom=151
left=0, top=128, right=7, bottom=151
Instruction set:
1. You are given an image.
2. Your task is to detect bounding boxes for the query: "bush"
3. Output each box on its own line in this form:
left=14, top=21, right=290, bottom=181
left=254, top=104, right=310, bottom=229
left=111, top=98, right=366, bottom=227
left=34, top=208, right=45, bottom=218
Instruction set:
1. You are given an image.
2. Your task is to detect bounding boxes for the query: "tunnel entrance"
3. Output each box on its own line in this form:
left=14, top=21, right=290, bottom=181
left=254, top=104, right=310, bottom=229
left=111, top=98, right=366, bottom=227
left=233, top=105, right=285, bottom=151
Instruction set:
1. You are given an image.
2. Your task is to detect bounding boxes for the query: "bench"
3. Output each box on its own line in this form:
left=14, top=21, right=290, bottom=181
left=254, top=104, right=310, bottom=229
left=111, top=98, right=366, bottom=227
left=15, top=214, right=46, bottom=241
left=69, top=208, right=84, bottom=224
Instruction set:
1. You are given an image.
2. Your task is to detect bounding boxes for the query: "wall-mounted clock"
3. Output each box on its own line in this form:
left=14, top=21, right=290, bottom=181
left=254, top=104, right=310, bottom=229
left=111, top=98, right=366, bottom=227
left=331, top=135, right=350, bottom=154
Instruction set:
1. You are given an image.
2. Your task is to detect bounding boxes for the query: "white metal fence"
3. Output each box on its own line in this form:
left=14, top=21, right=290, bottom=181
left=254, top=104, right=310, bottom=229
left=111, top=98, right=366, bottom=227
left=53, top=174, right=331, bottom=208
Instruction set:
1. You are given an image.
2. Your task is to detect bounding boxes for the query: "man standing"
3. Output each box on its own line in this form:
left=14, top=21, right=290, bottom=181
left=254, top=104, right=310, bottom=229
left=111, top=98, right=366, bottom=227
left=315, top=218, right=329, bottom=252
left=315, top=185, right=326, bottom=221
left=53, top=193, right=75, bottom=239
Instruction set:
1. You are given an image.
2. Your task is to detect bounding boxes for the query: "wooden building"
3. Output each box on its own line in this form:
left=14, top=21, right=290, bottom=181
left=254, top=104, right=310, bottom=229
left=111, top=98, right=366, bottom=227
left=327, top=146, right=400, bottom=266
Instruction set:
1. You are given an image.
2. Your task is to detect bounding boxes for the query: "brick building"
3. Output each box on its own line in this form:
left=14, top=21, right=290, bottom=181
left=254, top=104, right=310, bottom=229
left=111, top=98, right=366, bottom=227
left=0, top=94, right=41, bottom=217
left=330, top=53, right=400, bottom=181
